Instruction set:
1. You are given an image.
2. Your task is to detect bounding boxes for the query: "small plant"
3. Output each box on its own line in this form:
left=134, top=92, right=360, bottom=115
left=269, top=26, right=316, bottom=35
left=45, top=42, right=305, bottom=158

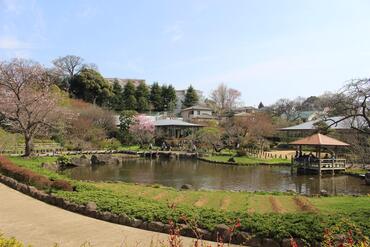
left=56, top=155, right=71, bottom=166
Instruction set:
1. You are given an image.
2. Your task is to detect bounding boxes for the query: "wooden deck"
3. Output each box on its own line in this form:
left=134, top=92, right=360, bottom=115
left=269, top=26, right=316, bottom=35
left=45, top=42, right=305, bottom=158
left=293, top=158, right=346, bottom=175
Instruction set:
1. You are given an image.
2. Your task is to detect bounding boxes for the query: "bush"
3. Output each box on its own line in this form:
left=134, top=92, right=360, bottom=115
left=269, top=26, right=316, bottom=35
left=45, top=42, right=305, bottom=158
left=56, top=155, right=71, bottom=166
left=0, top=234, right=24, bottom=247
left=51, top=179, right=73, bottom=191
left=0, top=156, right=72, bottom=191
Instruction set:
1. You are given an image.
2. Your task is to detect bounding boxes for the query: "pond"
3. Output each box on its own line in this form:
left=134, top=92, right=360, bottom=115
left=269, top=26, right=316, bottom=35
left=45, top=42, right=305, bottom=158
left=65, top=158, right=370, bottom=195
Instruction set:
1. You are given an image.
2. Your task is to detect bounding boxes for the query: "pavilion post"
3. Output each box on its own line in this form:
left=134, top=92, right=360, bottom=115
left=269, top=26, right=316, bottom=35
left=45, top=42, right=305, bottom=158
left=318, top=146, right=322, bottom=176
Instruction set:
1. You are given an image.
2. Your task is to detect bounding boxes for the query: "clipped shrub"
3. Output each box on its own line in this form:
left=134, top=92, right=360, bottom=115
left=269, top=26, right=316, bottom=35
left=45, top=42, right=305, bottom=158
left=51, top=179, right=73, bottom=191
left=0, top=156, right=71, bottom=191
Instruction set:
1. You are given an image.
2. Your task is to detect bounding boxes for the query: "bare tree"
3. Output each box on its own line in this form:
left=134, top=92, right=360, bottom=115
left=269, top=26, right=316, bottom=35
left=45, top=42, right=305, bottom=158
left=326, top=79, right=369, bottom=135
left=52, top=55, right=85, bottom=78
left=209, top=83, right=241, bottom=115
left=0, top=59, right=63, bottom=156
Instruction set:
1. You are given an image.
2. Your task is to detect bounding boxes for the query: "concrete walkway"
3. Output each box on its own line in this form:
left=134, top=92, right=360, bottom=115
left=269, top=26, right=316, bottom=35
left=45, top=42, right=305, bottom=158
left=0, top=183, right=228, bottom=247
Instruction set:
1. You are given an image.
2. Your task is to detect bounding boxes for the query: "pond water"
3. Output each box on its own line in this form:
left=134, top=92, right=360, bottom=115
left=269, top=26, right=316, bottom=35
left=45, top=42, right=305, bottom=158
left=66, top=158, right=370, bottom=195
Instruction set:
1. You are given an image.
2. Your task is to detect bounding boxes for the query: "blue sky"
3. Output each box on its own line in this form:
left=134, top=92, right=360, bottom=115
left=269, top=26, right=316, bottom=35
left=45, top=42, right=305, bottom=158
left=1, top=0, right=370, bottom=106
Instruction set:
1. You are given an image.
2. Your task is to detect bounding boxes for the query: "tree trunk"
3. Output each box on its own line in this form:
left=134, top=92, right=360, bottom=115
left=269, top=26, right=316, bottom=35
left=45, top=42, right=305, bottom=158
left=24, top=135, right=33, bottom=157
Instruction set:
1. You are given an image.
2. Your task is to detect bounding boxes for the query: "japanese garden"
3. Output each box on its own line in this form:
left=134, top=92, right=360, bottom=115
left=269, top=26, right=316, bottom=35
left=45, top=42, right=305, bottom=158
left=0, top=2, right=369, bottom=247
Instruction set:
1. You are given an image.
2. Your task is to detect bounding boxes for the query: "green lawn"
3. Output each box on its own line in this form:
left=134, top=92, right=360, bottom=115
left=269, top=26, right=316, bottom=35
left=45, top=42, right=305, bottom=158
left=203, top=155, right=291, bottom=165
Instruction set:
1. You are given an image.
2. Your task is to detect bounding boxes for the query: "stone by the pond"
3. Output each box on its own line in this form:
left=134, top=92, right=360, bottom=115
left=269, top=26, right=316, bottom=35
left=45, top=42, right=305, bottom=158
left=70, top=156, right=91, bottom=167
left=228, top=157, right=236, bottom=163
left=41, top=162, right=59, bottom=171
left=365, top=172, right=370, bottom=185
left=320, top=189, right=329, bottom=196
left=91, top=154, right=120, bottom=165
left=181, top=184, right=193, bottom=190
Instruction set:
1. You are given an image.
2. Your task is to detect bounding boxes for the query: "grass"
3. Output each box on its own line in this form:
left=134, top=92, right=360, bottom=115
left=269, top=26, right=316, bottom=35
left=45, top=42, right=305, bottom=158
left=346, top=168, right=368, bottom=176
left=203, top=155, right=291, bottom=165
left=2, top=155, right=370, bottom=242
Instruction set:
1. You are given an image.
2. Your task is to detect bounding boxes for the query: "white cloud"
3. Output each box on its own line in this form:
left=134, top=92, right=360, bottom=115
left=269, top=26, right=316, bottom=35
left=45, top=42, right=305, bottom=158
left=0, top=36, right=32, bottom=50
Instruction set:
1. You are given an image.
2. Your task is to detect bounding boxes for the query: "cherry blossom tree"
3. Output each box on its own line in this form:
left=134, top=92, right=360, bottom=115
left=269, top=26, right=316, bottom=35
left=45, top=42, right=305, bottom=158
left=0, top=59, right=63, bottom=156
left=209, top=83, right=242, bottom=116
left=129, top=114, right=155, bottom=148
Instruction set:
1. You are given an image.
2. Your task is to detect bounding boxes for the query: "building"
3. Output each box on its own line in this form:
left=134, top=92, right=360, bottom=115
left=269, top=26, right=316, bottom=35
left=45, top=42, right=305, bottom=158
left=180, top=105, right=215, bottom=123
left=154, top=119, right=202, bottom=139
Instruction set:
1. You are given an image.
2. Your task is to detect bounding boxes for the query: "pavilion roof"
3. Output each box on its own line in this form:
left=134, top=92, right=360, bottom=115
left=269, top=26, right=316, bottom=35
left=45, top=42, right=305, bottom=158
left=289, top=133, right=350, bottom=146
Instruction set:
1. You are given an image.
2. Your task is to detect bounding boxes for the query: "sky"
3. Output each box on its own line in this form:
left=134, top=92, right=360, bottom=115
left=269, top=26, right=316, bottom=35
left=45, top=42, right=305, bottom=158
left=1, top=0, right=370, bottom=106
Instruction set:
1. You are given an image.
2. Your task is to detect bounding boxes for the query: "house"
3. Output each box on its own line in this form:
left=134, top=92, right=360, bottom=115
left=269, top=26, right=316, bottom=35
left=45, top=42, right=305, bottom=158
left=180, top=105, right=215, bottom=123
left=154, top=119, right=202, bottom=139
left=278, top=116, right=362, bottom=141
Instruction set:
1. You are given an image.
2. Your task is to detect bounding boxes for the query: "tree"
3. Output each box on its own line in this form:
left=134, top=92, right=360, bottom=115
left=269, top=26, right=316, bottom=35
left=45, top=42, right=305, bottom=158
left=326, top=79, right=370, bottom=135
left=123, top=81, right=137, bottom=110
left=270, top=98, right=299, bottom=120
left=118, top=110, right=137, bottom=144
left=109, top=79, right=124, bottom=111
left=210, top=83, right=241, bottom=115
left=150, top=82, right=163, bottom=111
left=195, top=127, right=223, bottom=152
left=70, top=68, right=112, bottom=106
left=161, top=84, right=177, bottom=112
left=0, top=59, right=63, bottom=156
left=258, top=102, right=265, bottom=109
left=129, top=114, right=155, bottom=147
left=182, top=85, right=199, bottom=108
left=52, top=55, right=84, bottom=78
left=135, top=81, right=150, bottom=112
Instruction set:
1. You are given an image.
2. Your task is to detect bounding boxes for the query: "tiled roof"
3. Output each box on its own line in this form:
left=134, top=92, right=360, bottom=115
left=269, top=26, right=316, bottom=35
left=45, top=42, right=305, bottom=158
left=154, top=119, right=201, bottom=127
left=280, top=116, right=361, bottom=130
left=290, top=133, right=349, bottom=146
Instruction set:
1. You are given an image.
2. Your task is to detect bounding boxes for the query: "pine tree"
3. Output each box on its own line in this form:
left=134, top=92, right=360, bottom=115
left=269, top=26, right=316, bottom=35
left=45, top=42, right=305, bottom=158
left=135, top=81, right=150, bottom=112
left=149, top=82, right=163, bottom=111
left=258, top=102, right=265, bottom=109
left=123, top=81, right=137, bottom=110
left=182, top=85, right=199, bottom=108
left=161, top=84, right=177, bottom=112
left=110, top=79, right=124, bottom=111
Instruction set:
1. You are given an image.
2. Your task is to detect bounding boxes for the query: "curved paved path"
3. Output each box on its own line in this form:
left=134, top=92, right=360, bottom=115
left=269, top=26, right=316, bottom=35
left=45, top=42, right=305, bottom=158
left=0, top=183, right=228, bottom=247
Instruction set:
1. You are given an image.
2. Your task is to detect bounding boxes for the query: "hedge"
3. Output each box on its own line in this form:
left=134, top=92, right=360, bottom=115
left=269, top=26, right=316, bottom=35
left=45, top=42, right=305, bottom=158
left=0, top=156, right=73, bottom=191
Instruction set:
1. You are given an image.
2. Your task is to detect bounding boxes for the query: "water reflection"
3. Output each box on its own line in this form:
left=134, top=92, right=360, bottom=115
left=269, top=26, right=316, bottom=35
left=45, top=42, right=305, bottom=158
left=65, top=158, right=370, bottom=195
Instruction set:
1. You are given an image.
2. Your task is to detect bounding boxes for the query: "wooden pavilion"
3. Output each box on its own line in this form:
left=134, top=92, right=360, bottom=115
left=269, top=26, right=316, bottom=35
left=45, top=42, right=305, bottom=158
left=290, top=133, right=350, bottom=175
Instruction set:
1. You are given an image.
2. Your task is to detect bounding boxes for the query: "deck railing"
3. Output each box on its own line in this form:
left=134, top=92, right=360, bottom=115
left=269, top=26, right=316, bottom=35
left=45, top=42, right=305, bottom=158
left=293, top=158, right=346, bottom=170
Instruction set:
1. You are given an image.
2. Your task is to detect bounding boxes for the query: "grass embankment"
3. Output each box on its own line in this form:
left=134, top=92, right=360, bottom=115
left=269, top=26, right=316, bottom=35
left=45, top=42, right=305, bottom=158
left=202, top=155, right=290, bottom=165
left=5, top=156, right=370, bottom=243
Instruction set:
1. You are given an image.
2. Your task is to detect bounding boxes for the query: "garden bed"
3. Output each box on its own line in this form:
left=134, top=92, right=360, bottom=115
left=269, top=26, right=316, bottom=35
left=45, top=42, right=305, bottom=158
left=1, top=156, right=369, bottom=246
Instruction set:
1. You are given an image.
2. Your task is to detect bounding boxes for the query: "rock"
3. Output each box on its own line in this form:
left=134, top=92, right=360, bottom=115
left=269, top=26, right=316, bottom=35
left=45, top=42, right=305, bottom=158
left=197, top=228, right=212, bottom=241
left=70, top=157, right=91, bottom=167
left=147, top=221, right=164, bottom=232
left=281, top=238, right=306, bottom=247
left=262, top=238, right=280, bottom=247
left=365, top=172, right=370, bottom=185
left=179, top=225, right=196, bottom=238
left=101, top=212, right=113, bottom=221
left=118, top=214, right=130, bottom=225
left=320, top=189, right=329, bottom=196
left=213, top=224, right=231, bottom=242
left=91, top=154, right=120, bottom=165
left=181, top=184, right=193, bottom=190
left=86, top=202, right=97, bottom=211
left=228, top=157, right=236, bottom=163
left=245, top=236, right=262, bottom=247
left=41, top=162, right=59, bottom=171
left=131, top=219, right=144, bottom=228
